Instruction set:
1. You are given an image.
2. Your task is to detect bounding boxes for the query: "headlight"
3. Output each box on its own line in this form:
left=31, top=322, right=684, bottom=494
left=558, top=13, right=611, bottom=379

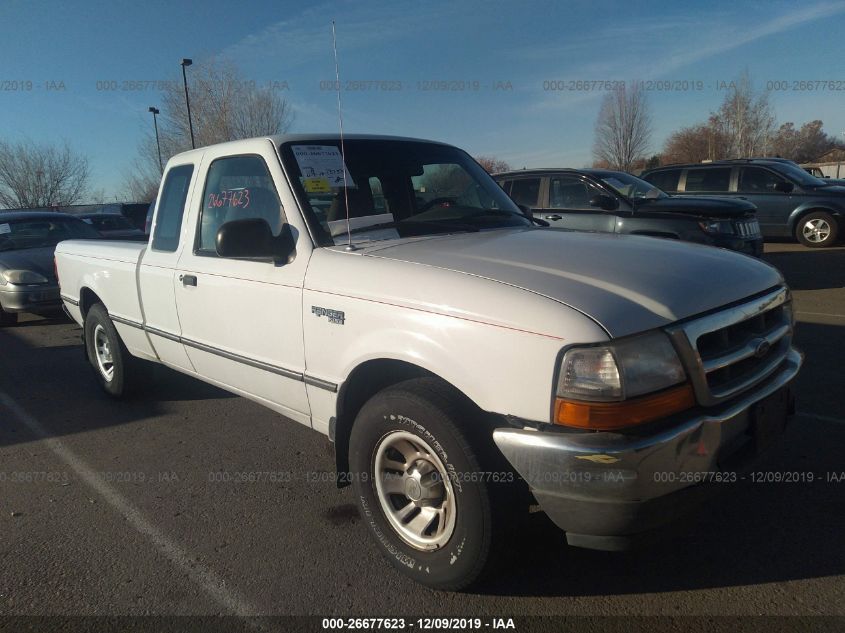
left=2, top=270, right=50, bottom=285
left=555, top=331, right=693, bottom=430
left=698, top=220, right=734, bottom=234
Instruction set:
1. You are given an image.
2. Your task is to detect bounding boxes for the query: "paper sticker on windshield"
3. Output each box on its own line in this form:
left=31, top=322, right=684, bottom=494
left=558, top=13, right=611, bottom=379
left=0, top=223, right=10, bottom=234
left=302, top=177, right=331, bottom=193
left=81, top=218, right=94, bottom=224
left=292, top=145, right=356, bottom=188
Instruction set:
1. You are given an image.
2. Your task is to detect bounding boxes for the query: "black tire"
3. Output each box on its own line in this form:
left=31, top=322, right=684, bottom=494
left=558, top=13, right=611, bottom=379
left=83, top=303, right=144, bottom=397
left=349, top=378, right=506, bottom=591
left=795, top=211, right=839, bottom=248
left=0, top=305, right=17, bottom=327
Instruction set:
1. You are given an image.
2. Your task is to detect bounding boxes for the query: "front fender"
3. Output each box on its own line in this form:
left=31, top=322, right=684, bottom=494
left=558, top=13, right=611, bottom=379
left=304, top=291, right=608, bottom=425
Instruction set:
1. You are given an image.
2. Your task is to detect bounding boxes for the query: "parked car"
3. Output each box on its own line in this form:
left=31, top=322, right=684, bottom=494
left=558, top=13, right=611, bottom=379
left=77, top=213, right=147, bottom=241
left=642, top=159, right=845, bottom=247
left=0, top=211, right=101, bottom=326
left=802, top=166, right=845, bottom=186
left=56, top=134, right=801, bottom=590
left=495, top=168, right=763, bottom=256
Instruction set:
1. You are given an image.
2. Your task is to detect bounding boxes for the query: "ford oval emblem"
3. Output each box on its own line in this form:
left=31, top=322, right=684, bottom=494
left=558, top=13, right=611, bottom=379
left=754, top=340, right=771, bottom=359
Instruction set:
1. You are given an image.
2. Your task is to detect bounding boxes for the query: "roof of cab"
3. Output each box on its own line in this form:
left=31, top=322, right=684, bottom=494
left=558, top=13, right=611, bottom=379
left=167, top=133, right=452, bottom=164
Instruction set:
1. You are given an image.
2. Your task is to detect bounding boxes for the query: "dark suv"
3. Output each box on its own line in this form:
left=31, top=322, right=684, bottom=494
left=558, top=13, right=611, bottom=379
left=495, top=168, right=763, bottom=256
left=641, top=159, right=845, bottom=248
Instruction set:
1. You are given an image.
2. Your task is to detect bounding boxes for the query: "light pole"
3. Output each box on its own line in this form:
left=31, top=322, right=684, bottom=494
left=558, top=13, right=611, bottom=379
left=148, top=107, right=163, bottom=174
left=180, top=58, right=195, bottom=149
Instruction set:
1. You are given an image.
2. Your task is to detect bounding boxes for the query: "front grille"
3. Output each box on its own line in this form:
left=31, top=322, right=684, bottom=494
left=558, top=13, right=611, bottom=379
left=667, top=288, right=792, bottom=406
left=734, top=218, right=761, bottom=238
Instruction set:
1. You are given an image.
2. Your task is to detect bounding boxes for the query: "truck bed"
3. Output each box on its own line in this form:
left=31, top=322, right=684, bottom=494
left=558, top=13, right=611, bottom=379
left=55, top=239, right=154, bottom=360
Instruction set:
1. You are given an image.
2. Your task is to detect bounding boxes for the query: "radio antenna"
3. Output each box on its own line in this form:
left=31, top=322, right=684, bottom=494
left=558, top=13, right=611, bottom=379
left=331, top=21, right=355, bottom=251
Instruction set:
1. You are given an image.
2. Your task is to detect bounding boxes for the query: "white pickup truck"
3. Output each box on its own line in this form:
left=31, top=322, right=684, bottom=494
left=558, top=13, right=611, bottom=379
left=56, top=134, right=802, bottom=590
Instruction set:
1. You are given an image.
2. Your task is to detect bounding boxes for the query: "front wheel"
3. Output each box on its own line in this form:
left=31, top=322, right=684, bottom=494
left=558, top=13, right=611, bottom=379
left=796, top=211, right=839, bottom=248
left=349, top=378, right=502, bottom=591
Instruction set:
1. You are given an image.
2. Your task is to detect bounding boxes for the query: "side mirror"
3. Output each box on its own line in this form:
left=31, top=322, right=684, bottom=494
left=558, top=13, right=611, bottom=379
left=774, top=181, right=794, bottom=193
left=589, top=194, right=618, bottom=211
left=216, top=218, right=295, bottom=263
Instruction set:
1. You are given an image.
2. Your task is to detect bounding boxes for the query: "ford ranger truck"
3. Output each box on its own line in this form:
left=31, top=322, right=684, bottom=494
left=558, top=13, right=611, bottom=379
left=55, top=134, right=802, bottom=590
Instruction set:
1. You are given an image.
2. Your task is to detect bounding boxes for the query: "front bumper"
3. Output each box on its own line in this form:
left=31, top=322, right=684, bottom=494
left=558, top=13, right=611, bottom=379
left=0, top=284, right=62, bottom=313
left=493, top=347, right=802, bottom=550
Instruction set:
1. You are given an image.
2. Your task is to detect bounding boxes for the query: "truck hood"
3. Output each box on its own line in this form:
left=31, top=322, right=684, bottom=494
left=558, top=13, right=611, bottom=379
left=364, top=228, right=783, bottom=337
left=637, top=195, right=755, bottom=218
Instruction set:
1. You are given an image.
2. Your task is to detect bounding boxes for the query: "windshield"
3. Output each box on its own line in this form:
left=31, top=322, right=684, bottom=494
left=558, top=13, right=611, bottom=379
left=774, top=162, right=827, bottom=187
left=597, top=172, right=667, bottom=200
left=0, top=217, right=101, bottom=251
left=280, top=139, right=529, bottom=245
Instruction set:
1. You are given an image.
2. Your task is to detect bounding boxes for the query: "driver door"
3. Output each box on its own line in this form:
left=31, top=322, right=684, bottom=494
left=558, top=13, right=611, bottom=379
left=173, top=140, right=310, bottom=424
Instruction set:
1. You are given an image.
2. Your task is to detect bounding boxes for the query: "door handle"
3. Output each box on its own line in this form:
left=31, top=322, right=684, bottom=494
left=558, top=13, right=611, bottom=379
left=544, top=214, right=562, bottom=221
left=179, top=274, right=197, bottom=287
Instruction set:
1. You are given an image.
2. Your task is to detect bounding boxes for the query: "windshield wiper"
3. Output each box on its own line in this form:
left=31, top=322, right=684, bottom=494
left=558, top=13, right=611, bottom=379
left=345, top=219, right=479, bottom=236
left=460, top=209, right=521, bottom=219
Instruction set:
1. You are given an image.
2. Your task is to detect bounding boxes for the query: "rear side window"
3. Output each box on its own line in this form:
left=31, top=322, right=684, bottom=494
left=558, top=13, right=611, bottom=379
left=196, top=155, right=285, bottom=256
left=509, top=178, right=541, bottom=207
left=644, top=169, right=681, bottom=192
left=152, top=164, right=194, bottom=252
left=684, top=167, right=731, bottom=192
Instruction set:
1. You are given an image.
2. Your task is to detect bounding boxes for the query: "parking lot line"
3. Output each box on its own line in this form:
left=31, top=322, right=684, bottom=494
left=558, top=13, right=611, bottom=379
left=0, top=390, right=262, bottom=619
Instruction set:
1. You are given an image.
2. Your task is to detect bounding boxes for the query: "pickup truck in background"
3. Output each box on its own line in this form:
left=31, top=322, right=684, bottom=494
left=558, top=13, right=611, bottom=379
left=56, top=134, right=802, bottom=590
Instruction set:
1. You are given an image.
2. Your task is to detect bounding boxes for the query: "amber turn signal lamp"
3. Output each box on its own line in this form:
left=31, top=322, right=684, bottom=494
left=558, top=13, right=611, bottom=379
left=555, top=383, right=695, bottom=430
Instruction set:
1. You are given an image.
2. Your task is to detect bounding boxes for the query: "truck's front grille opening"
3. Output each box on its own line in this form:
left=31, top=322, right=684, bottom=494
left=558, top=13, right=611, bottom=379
left=697, top=304, right=785, bottom=358
left=669, top=288, right=792, bottom=406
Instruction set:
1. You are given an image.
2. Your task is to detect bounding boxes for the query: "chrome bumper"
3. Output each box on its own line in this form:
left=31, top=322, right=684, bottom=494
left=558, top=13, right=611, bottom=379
left=493, top=347, right=803, bottom=549
left=0, top=285, right=62, bottom=313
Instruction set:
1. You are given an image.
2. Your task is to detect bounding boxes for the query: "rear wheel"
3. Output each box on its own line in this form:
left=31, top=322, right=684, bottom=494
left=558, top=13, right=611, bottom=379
left=349, top=378, right=508, bottom=590
left=84, top=303, right=144, bottom=397
left=0, top=305, right=17, bottom=327
left=796, top=211, right=838, bottom=248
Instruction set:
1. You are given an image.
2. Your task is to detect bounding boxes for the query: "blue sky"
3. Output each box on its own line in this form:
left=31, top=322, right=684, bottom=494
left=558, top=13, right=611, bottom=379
left=1, top=0, right=844, bottom=199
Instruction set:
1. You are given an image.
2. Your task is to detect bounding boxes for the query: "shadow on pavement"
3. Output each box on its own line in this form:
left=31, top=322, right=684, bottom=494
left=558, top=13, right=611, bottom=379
left=763, top=246, right=845, bottom=291
left=0, top=324, right=235, bottom=448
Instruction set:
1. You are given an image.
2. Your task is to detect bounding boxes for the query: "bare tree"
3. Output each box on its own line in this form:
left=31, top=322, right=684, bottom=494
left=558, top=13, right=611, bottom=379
left=0, top=140, right=90, bottom=209
left=125, top=60, right=295, bottom=201
left=474, top=155, right=511, bottom=174
left=592, top=83, right=652, bottom=171
left=663, top=118, right=731, bottom=164
left=710, top=71, right=775, bottom=158
left=772, top=120, right=839, bottom=163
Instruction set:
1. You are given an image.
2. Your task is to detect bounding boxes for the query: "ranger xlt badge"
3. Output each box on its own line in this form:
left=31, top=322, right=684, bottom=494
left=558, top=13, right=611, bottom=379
left=312, top=306, right=345, bottom=325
